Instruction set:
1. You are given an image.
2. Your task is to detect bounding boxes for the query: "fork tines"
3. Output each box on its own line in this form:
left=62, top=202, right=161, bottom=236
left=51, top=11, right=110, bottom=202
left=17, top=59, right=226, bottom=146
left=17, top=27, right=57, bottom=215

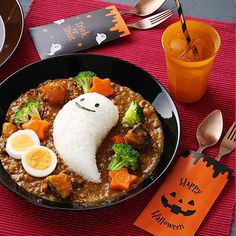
left=226, top=122, right=236, bottom=141
left=215, top=121, right=236, bottom=161
left=127, top=9, right=173, bottom=29
left=149, top=9, right=172, bottom=23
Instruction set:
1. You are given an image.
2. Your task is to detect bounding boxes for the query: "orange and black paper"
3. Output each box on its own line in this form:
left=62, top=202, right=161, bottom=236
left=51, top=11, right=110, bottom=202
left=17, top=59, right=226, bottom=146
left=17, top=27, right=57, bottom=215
left=134, top=151, right=232, bottom=236
left=29, top=6, right=130, bottom=59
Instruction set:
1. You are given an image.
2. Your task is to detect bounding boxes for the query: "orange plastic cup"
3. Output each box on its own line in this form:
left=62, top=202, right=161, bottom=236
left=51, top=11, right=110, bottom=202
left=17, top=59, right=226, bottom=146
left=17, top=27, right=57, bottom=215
left=162, top=20, right=221, bottom=103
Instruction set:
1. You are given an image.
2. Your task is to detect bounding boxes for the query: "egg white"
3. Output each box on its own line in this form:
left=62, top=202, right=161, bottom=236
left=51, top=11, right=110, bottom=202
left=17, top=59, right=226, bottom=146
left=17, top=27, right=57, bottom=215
left=6, top=129, right=40, bottom=159
left=21, top=146, right=57, bottom=177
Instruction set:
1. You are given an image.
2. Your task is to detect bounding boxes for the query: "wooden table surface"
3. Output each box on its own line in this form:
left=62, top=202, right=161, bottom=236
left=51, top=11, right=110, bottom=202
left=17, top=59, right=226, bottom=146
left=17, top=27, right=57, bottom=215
left=17, top=0, right=236, bottom=235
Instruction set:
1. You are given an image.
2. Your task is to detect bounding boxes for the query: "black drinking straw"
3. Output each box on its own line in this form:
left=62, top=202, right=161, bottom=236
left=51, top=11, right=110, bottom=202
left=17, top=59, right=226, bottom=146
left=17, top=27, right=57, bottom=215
left=174, top=0, right=199, bottom=60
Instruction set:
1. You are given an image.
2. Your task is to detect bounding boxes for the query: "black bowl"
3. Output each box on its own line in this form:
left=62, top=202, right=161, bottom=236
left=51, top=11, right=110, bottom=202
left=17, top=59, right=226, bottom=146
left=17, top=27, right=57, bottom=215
left=0, top=53, right=180, bottom=210
left=0, top=0, right=24, bottom=67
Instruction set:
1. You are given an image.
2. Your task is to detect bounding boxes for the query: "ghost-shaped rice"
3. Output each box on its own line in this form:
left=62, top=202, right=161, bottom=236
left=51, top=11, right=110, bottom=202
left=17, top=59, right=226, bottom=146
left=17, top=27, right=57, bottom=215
left=53, top=92, right=119, bottom=183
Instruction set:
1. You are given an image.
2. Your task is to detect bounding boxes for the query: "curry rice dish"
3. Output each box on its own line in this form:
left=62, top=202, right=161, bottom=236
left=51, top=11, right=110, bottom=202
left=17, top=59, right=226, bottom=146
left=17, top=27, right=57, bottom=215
left=0, top=71, right=164, bottom=205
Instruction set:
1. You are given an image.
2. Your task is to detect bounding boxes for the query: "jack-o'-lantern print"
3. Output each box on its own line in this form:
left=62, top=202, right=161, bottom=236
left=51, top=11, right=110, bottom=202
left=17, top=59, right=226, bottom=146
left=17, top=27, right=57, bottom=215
left=161, top=192, right=196, bottom=216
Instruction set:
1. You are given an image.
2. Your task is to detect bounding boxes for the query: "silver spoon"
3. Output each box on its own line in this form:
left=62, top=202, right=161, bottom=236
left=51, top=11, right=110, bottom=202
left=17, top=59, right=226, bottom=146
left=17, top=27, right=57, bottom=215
left=120, top=0, right=166, bottom=17
left=196, top=110, right=223, bottom=153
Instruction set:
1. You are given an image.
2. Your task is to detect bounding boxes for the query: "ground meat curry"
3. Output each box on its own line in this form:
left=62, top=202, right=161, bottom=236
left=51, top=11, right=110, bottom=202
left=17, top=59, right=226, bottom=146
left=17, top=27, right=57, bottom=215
left=0, top=72, right=164, bottom=205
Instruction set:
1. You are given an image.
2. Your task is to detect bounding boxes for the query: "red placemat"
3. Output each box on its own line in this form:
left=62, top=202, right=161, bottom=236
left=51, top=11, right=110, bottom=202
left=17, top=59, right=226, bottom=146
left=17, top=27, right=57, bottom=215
left=0, top=0, right=235, bottom=235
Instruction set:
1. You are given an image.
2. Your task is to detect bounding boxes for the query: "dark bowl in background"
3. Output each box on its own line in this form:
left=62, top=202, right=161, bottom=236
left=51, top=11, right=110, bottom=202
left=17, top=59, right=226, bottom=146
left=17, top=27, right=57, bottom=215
left=0, top=0, right=24, bottom=67
left=0, top=53, right=180, bottom=210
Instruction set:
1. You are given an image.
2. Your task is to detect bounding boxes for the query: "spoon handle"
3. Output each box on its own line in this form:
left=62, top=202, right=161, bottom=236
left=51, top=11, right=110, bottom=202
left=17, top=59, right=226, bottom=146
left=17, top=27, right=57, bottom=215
left=120, top=9, right=137, bottom=15
left=196, top=146, right=205, bottom=153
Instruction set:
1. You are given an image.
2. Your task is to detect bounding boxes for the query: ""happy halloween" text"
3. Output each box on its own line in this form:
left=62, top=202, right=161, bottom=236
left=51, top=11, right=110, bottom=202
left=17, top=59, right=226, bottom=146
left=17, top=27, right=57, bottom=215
left=180, top=178, right=202, bottom=194
left=151, top=210, right=184, bottom=230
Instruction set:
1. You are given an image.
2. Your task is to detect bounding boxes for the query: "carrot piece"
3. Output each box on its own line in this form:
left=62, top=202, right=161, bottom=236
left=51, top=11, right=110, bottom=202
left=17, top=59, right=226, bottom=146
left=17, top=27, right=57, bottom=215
left=111, top=135, right=125, bottom=144
left=108, top=168, right=138, bottom=191
left=89, top=77, right=114, bottom=97
left=22, top=115, right=49, bottom=141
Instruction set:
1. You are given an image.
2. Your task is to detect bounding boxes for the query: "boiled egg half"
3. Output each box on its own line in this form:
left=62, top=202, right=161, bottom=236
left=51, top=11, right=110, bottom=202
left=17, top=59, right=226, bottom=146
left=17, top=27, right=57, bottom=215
left=6, top=129, right=40, bottom=159
left=22, top=146, right=57, bottom=177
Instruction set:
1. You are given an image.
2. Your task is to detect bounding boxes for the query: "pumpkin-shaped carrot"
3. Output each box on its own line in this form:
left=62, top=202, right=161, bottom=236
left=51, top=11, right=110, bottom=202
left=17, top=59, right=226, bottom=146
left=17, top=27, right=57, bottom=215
left=22, top=115, right=49, bottom=141
left=89, top=77, right=114, bottom=97
left=108, top=167, right=138, bottom=191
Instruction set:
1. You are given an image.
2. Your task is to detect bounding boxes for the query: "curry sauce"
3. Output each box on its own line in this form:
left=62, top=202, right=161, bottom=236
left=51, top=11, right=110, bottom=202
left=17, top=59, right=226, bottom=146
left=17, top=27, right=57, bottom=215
left=0, top=77, right=164, bottom=205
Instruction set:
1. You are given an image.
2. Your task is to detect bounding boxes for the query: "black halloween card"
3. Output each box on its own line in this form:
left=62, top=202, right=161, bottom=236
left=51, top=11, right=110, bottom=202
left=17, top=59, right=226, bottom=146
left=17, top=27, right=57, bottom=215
left=29, top=6, right=130, bottom=59
left=134, top=151, right=232, bottom=236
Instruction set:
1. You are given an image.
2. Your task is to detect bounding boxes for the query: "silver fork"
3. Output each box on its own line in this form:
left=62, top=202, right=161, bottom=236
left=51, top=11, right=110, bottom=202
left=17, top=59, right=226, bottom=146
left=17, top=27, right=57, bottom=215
left=215, top=122, right=236, bottom=161
left=127, top=9, right=172, bottom=30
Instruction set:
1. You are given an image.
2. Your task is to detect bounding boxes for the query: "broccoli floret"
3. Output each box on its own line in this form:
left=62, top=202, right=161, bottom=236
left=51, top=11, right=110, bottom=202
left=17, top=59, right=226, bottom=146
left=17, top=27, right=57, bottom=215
left=13, top=100, right=41, bottom=125
left=22, top=100, right=41, bottom=118
left=107, top=143, right=140, bottom=171
left=123, top=101, right=144, bottom=127
left=75, top=71, right=97, bottom=93
left=13, top=109, right=29, bottom=125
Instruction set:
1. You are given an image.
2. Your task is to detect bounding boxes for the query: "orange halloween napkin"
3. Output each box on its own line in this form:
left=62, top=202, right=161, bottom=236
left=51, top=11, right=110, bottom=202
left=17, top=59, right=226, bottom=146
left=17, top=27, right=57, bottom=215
left=134, top=151, right=233, bottom=236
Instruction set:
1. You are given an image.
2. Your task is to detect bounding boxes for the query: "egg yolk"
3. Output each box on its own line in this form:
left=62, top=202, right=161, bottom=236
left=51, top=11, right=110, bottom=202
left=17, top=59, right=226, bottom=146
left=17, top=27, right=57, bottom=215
left=26, top=148, right=52, bottom=170
left=11, top=134, right=34, bottom=151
